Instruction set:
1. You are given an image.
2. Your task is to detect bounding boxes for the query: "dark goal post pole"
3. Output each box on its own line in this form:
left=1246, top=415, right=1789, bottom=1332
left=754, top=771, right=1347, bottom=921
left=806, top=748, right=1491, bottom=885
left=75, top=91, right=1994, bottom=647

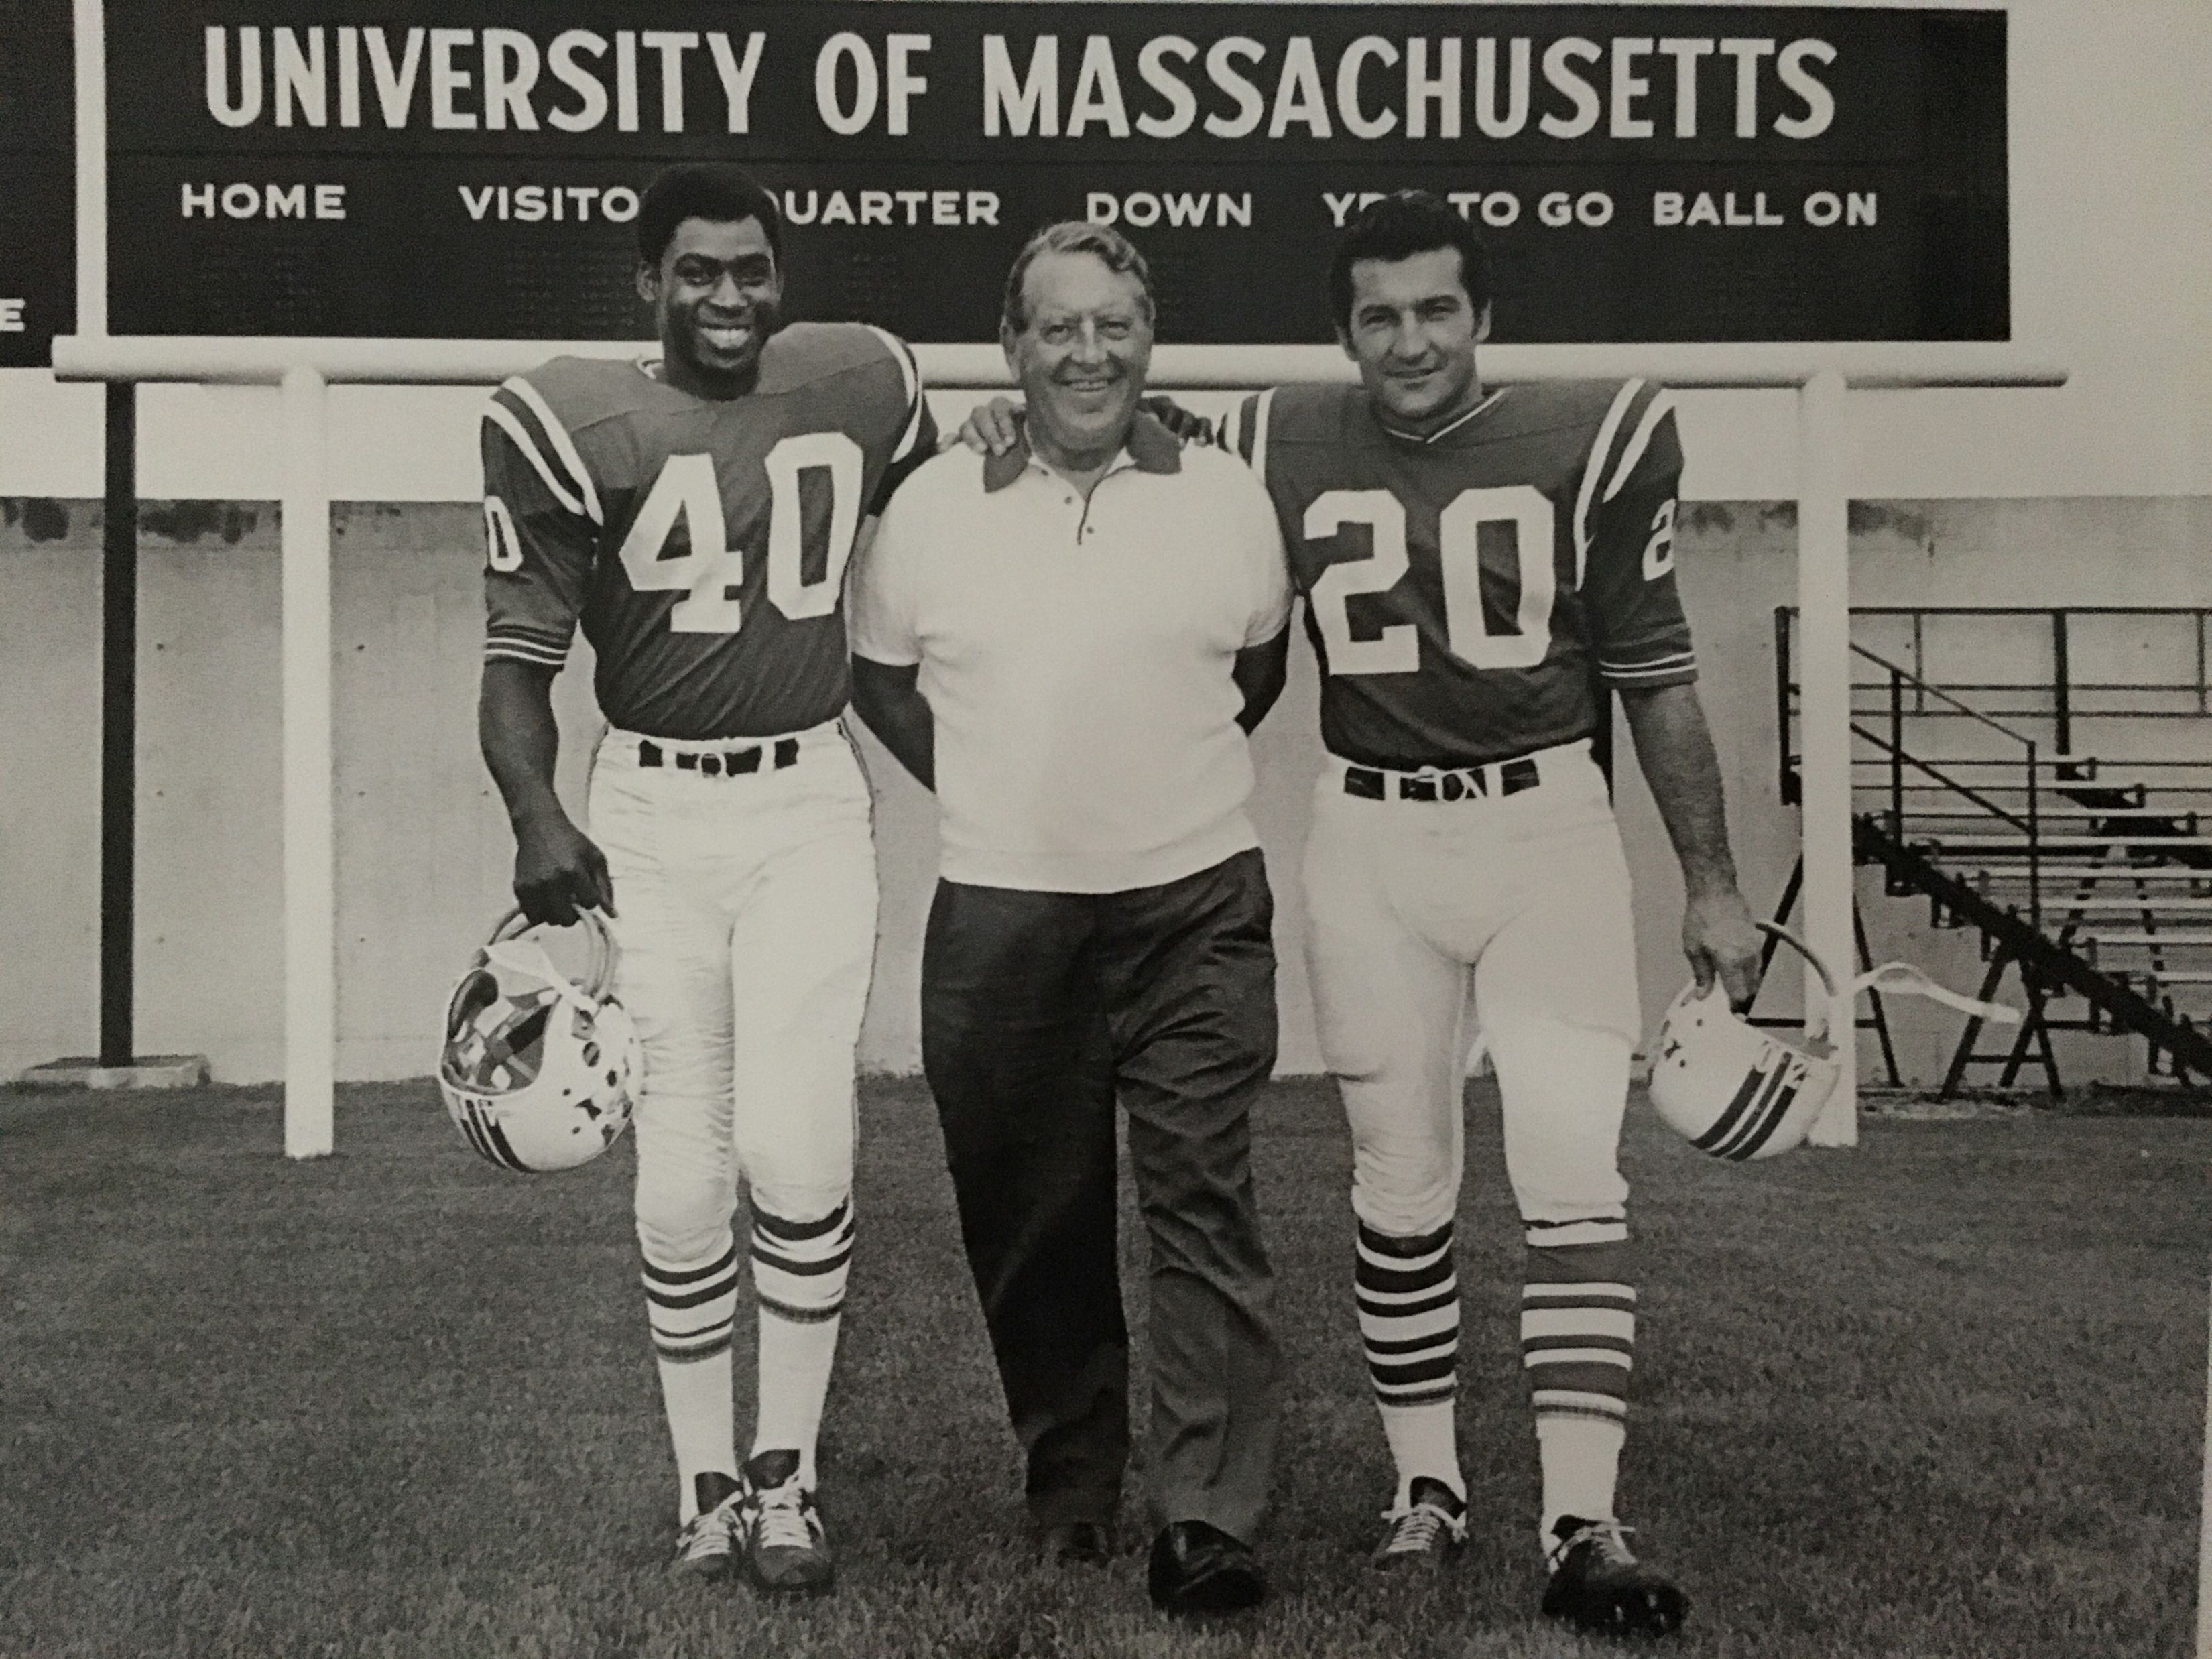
left=100, top=381, right=137, bottom=1068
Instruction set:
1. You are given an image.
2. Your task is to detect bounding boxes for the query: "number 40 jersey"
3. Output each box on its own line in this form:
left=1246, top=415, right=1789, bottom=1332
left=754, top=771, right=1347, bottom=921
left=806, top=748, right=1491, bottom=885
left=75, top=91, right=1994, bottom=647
left=1227, top=379, right=1695, bottom=771
left=481, top=322, right=934, bottom=740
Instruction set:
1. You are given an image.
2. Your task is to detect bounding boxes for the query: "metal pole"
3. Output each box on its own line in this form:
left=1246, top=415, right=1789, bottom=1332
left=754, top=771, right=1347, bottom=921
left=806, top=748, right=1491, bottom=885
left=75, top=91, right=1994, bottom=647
left=99, top=382, right=137, bottom=1068
left=281, top=367, right=335, bottom=1159
left=2052, top=611, right=2071, bottom=759
left=1798, top=369, right=1858, bottom=1146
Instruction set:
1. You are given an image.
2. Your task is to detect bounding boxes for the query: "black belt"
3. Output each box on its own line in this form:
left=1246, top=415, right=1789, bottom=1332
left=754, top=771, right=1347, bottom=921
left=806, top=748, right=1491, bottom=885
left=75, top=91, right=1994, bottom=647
left=637, top=737, right=800, bottom=776
left=1343, top=756, right=1542, bottom=802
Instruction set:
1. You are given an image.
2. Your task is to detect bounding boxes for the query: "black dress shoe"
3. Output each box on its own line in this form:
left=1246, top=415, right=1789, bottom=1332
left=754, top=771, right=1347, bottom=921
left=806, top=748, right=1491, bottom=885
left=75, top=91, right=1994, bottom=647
left=1147, top=1520, right=1267, bottom=1615
left=1039, top=1520, right=1113, bottom=1565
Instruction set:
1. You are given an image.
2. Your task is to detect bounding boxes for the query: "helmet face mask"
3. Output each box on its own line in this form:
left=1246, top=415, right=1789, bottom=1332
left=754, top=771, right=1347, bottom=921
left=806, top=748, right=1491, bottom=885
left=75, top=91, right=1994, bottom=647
left=438, top=910, right=640, bottom=1173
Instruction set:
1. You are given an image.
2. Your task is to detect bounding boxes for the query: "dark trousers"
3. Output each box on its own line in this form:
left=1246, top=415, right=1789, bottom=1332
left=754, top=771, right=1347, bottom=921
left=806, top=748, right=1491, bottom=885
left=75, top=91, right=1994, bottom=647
left=920, top=848, right=1283, bottom=1543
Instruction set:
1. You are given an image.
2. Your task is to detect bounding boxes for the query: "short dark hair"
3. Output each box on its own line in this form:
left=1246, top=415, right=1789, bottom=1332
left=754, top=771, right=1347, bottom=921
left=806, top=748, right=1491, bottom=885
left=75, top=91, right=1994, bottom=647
left=1327, top=190, right=1492, bottom=330
left=1001, top=221, right=1156, bottom=334
left=636, top=164, right=784, bottom=268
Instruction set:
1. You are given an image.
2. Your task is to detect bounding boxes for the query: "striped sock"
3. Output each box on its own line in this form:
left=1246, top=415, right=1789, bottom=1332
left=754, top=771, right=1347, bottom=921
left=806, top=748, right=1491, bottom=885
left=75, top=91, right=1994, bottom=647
left=1357, top=1220, right=1465, bottom=1501
left=1522, top=1217, right=1635, bottom=1547
left=749, top=1196, right=855, bottom=1491
left=641, top=1233, right=741, bottom=1523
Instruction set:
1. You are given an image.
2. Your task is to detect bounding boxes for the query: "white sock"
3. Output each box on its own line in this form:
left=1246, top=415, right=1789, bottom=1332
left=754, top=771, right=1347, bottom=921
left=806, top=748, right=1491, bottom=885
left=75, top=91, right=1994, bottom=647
left=641, top=1235, right=742, bottom=1524
left=1379, top=1400, right=1466, bottom=1506
left=748, top=1196, right=855, bottom=1490
left=1537, top=1415, right=1625, bottom=1553
left=660, top=1352, right=738, bottom=1523
left=752, top=1308, right=842, bottom=1489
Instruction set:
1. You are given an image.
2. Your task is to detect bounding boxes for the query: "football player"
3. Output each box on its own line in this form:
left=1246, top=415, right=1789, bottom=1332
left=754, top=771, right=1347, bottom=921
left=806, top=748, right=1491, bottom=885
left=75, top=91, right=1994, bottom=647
left=1228, top=191, right=1760, bottom=1634
left=475, top=163, right=935, bottom=1595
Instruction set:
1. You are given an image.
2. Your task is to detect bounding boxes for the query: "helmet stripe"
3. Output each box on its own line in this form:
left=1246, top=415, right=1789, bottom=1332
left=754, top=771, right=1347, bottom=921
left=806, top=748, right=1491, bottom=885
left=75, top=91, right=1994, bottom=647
left=1689, top=1061, right=1774, bottom=1152
left=456, top=1103, right=501, bottom=1166
left=1706, top=1061, right=1792, bottom=1159
left=1713, top=1062, right=1798, bottom=1160
left=1727, top=1072, right=1804, bottom=1160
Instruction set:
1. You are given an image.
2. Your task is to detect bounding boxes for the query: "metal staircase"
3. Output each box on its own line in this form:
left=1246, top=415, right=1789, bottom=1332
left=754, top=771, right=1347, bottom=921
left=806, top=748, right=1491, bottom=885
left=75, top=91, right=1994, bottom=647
left=1774, top=606, right=2212, bottom=1093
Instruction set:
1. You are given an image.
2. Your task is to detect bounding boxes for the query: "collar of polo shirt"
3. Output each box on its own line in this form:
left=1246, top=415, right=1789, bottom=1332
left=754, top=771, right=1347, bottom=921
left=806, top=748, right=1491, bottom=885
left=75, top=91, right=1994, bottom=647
left=981, top=411, right=1183, bottom=493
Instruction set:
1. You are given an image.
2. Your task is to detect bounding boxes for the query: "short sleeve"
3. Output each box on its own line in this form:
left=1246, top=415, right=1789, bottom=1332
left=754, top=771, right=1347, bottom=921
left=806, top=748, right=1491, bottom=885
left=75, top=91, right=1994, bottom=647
left=1236, top=469, right=1294, bottom=648
left=846, top=477, right=924, bottom=667
left=480, top=383, right=599, bottom=670
left=1580, top=388, right=1697, bottom=690
left=863, top=326, right=940, bottom=516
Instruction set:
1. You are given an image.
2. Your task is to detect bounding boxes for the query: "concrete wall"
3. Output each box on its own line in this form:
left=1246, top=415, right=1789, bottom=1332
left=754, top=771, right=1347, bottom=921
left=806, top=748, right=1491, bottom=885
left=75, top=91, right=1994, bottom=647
left=5, top=493, right=2204, bottom=1085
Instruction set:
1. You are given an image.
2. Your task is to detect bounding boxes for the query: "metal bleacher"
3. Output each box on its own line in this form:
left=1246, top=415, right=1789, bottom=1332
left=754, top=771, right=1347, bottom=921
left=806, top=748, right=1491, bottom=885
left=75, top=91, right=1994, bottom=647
left=1773, top=605, right=2212, bottom=1095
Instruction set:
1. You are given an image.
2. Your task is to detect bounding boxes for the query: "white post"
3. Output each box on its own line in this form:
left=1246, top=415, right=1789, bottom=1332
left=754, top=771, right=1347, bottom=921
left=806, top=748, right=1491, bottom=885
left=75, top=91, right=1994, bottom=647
left=1798, top=369, right=1857, bottom=1147
left=72, top=0, right=107, bottom=338
left=281, top=367, right=336, bottom=1158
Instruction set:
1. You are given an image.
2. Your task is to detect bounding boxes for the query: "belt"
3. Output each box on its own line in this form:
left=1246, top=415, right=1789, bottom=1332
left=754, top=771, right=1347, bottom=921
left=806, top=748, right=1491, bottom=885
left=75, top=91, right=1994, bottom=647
left=1343, top=755, right=1543, bottom=802
left=637, top=737, right=800, bottom=776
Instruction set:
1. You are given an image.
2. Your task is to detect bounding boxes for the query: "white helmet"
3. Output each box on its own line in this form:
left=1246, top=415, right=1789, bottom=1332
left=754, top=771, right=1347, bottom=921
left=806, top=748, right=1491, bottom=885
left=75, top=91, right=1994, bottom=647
left=1648, top=922, right=2017, bottom=1161
left=438, top=908, right=641, bottom=1173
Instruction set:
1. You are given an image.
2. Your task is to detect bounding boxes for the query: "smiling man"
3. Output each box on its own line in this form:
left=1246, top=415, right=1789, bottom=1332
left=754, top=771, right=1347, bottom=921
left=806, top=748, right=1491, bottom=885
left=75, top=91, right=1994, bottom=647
left=1215, top=191, right=1760, bottom=1634
left=847, top=222, right=1293, bottom=1616
left=475, top=163, right=934, bottom=1595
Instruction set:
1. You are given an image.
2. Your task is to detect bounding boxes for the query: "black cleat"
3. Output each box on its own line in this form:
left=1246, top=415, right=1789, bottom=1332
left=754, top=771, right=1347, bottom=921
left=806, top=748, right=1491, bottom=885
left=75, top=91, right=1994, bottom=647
left=734, top=1449, right=835, bottom=1597
left=671, top=1470, right=743, bottom=1579
left=1148, top=1520, right=1267, bottom=1615
left=1540, top=1516, right=1688, bottom=1638
left=1371, top=1477, right=1468, bottom=1569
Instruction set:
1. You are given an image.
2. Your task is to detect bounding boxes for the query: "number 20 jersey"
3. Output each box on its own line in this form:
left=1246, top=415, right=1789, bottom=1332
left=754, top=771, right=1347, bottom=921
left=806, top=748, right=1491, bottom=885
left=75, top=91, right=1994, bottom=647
left=480, top=322, right=934, bottom=740
left=1227, top=378, right=1696, bottom=771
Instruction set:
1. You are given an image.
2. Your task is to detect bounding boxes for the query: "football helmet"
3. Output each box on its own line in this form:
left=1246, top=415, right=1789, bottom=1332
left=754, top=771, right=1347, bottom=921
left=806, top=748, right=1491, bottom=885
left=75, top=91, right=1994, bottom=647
left=438, top=908, right=641, bottom=1172
left=1648, top=922, right=2016, bottom=1160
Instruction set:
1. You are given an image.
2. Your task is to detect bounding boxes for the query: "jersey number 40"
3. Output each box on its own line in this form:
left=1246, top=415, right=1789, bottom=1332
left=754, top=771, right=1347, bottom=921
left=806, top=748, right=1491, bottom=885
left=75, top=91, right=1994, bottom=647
left=610, top=433, right=865, bottom=633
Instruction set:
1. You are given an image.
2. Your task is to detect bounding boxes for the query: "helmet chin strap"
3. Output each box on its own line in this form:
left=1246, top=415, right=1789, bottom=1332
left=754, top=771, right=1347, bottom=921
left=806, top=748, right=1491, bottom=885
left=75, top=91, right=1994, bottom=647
left=482, top=939, right=597, bottom=1018
left=1751, top=920, right=2016, bottom=1045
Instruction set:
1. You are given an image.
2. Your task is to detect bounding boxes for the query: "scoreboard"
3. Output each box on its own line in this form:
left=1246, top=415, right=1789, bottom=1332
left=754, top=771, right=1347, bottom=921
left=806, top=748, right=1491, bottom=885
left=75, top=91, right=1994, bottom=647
left=0, top=0, right=74, bottom=366
left=35, top=3, right=2014, bottom=353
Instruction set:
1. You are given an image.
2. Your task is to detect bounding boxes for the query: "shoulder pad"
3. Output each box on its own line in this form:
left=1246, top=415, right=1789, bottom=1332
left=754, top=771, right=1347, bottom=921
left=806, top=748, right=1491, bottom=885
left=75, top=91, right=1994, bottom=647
left=755, top=322, right=916, bottom=395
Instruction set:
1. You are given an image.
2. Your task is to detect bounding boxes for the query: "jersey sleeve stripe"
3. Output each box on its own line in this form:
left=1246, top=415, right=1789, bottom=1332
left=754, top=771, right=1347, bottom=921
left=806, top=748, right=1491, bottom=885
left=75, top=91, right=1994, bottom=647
left=485, top=398, right=591, bottom=524
left=863, top=324, right=928, bottom=462
left=1601, top=658, right=1699, bottom=683
left=1572, top=378, right=1644, bottom=584
left=484, top=637, right=571, bottom=668
left=497, top=378, right=603, bottom=526
left=1600, top=391, right=1678, bottom=503
left=1598, top=649, right=1697, bottom=670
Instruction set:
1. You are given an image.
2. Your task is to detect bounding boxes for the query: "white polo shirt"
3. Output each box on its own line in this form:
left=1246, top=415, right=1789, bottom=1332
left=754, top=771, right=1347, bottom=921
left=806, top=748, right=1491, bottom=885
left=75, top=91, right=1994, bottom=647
left=849, top=414, right=1292, bottom=894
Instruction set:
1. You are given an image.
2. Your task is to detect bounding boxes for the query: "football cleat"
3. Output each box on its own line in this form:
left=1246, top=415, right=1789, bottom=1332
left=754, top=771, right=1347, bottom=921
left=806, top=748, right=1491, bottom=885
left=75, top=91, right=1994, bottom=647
left=438, top=907, right=641, bottom=1172
left=735, top=1449, right=834, bottom=1596
left=1371, top=1477, right=1468, bottom=1569
left=671, top=1470, right=743, bottom=1579
left=1540, top=1516, right=1687, bottom=1638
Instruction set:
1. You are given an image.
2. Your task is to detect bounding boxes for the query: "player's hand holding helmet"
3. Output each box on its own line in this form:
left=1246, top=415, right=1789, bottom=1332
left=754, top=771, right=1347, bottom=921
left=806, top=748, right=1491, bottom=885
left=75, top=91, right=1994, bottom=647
left=1648, top=922, right=2017, bottom=1161
left=438, top=908, right=641, bottom=1172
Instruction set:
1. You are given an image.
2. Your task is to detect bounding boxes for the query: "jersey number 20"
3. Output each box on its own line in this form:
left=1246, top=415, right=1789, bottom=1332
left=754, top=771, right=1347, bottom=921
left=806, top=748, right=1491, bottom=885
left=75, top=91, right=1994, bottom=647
left=617, top=433, right=863, bottom=633
left=1305, top=485, right=1555, bottom=674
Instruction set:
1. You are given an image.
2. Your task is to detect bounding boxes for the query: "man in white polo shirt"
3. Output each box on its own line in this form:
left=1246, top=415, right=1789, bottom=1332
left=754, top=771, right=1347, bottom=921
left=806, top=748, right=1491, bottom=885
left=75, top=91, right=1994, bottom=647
left=847, top=221, right=1292, bottom=1616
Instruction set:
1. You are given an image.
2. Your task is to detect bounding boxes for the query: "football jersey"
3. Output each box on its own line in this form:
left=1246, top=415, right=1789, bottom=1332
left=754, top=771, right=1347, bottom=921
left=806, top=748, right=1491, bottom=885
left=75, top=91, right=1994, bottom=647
left=481, top=322, right=935, bottom=739
left=1227, top=378, right=1695, bottom=770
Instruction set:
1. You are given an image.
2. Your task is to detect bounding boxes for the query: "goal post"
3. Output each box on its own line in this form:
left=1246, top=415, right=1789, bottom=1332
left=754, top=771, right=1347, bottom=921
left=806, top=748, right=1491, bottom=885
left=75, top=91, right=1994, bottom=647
left=48, top=331, right=2065, bottom=1160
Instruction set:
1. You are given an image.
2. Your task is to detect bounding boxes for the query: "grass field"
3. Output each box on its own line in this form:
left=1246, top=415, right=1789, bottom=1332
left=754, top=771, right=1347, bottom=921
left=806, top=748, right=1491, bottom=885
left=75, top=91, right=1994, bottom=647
left=3, top=1075, right=2205, bottom=1659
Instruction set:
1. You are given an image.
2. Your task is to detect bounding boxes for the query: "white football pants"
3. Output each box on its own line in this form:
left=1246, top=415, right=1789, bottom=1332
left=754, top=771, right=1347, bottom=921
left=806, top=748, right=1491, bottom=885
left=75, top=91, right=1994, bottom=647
left=1302, top=740, right=1640, bottom=1238
left=587, top=722, right=878, bottom=1256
